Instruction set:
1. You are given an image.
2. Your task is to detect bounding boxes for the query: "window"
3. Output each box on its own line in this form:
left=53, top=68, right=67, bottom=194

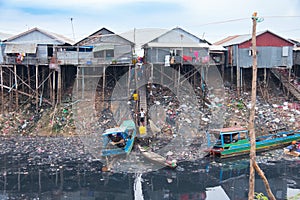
left=106, top=49, right=114, bottom=58
left=282, top=46, right=289, bottom=57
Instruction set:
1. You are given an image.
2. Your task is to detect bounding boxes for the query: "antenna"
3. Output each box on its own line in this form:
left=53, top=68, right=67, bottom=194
left=70, top=17, right=76, bottom=42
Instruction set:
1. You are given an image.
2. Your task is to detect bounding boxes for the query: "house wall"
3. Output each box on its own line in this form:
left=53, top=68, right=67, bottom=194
left=238, top=46, right=293, bottom=68
left=146, top=47, right=209, bottom=64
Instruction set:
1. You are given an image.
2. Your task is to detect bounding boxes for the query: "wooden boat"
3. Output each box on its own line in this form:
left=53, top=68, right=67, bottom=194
left=101, top=120, right=136, bottom=157
left=283, top=141, right=300, bottom=157
left=137, top=145, right=177, bottom=168
left=206, top=127, right=300, bottom=159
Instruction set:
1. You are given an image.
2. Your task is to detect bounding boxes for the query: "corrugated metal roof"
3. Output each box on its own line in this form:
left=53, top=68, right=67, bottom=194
left=214, top=30, right=293, bottom=47
left=146, top=42, right=209, bottom=48
left=4, top=43, right=37, bottom=53
left=5, top=27, right=74, bottom=45
left=209, top=45, right=227, bottom=51
left=215, top=34, right=252, bottom=46
left=93, top=45, right=114, bottom=52
left=120, top=28, right=168, bottom=56
left=120, top=28, right=168, bottom=46
left=294, top=46, right=300, bottom=51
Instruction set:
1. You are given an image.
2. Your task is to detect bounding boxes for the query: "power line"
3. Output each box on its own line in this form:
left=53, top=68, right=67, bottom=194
left=197, top=15, right=300, bottom=27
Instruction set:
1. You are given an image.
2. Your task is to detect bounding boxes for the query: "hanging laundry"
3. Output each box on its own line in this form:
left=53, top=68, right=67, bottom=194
left=183, top=55, right=192, bottom=62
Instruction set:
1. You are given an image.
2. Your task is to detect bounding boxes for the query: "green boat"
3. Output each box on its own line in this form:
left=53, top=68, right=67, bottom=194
left=206, top=127, right=300, bottom=158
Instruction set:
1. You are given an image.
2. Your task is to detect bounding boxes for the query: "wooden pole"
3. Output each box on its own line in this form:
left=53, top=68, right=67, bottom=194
left=102, top=66, right=106, bottom=108
left=27, top=65, right=30, bottom=94
left=14, top=65, right=18, bottom=109
left=21, top=66, right=25, bottom=93
left=35, top=65, right=39, bottom=111
left=248, top=12, right=276, bottom=200
left=0, top=66, right=3, bottom=113
left=53, top=70, right=56, bottom=105
left=9, top=70, right=12, bottom=111
left=57, top=66, right=61, bottom=103
left=248, top=12, right=258, bottom=200
left=237, top=46, right=241, bottom=97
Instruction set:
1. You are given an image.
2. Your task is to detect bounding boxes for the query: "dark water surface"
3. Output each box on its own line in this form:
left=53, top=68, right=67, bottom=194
left=0, top=136, right=299, bottom=200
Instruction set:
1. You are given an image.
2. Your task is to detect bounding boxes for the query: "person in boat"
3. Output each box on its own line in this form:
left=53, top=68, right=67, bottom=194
left=290, top=140, right=298, bottom=152
left=109, top=133, right=126, bottom=148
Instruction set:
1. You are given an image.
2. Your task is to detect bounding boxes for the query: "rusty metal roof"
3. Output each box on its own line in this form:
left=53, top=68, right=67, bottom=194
left=4, top=43, right=37, bottom=53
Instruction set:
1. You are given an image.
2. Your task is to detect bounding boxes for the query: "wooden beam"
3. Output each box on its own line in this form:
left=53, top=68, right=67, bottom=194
left=57, top=66, right=61, bottom=103
left=0, top=66, right=3, bottom=113
left=0, top=83, right=52, bottom=105
left=36, top=65, right=39, bottom=111
left=14, top=65, right=18, bottom=109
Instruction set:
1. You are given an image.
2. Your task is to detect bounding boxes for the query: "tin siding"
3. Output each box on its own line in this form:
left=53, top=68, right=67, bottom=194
left=238, top=46, right=293, bottom=68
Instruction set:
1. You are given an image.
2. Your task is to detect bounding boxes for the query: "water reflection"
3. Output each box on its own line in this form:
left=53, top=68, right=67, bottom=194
left=0, top=156, right=299, bottom=200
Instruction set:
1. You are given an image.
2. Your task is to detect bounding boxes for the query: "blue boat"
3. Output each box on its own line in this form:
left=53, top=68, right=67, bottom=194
left=101, top=120, right=136, bottom=157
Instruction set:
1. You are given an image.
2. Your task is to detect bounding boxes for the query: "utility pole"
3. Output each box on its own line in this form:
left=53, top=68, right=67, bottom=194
left=248, top=11, right=258, bottom=200
left=248, top=12, right=275, bottom=200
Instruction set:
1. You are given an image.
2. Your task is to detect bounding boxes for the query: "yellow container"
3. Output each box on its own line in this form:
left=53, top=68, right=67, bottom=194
left=139, top=126, right=146, bottom=136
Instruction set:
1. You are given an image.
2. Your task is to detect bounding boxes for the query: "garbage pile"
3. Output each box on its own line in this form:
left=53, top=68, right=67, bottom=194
left=0, top=103, right=76, bottom=136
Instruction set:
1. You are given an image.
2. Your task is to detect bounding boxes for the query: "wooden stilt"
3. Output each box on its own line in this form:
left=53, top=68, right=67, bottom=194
left=9, top=70, right=12, bottom=111
left=81, top=67, right=84, bottom=99
left=0, top=66, right=3, bottom=114
left=237, top=65, right=240, bottom=97
left=222, top=63, right=225, bottom=81
left=35, top=65, right=39, bottom=111
left=14, top=65, right=18, bottom=109
left=53, top=70, right=56, bottom=105
left=287, top=68, right=291, bottom=98
left=21, top=65, right=25, bottom=93
left=27, top=65, right=30, bottom=94
left=264, top=68, right=267, bottom=84
left=102, top=66, right=106, bottom=109
left=76, top=65, right=79, bottom=98
left=57, top=65, right=61, bottom=103
left=49, top=70, right=53, bottom=103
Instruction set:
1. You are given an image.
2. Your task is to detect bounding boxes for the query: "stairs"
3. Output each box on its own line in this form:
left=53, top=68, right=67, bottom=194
left=271, top=69, right=300, bottom=101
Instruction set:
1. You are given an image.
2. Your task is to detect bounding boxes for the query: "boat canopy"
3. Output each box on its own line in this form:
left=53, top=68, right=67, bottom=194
left=102, top=127, right=127, bottom=136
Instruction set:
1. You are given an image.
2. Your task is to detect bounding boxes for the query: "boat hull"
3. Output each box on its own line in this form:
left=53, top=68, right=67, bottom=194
left=137, top=145, right=177, bottom=168
left=209, top=132, right=300, bottom=159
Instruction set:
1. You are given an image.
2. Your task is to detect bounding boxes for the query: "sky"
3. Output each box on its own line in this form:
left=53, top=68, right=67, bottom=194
left=1, top=0, right=300, bottom=43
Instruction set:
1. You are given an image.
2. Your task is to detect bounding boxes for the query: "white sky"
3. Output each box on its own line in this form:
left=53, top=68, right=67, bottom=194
left=0, top=0, right=300, bottom=43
